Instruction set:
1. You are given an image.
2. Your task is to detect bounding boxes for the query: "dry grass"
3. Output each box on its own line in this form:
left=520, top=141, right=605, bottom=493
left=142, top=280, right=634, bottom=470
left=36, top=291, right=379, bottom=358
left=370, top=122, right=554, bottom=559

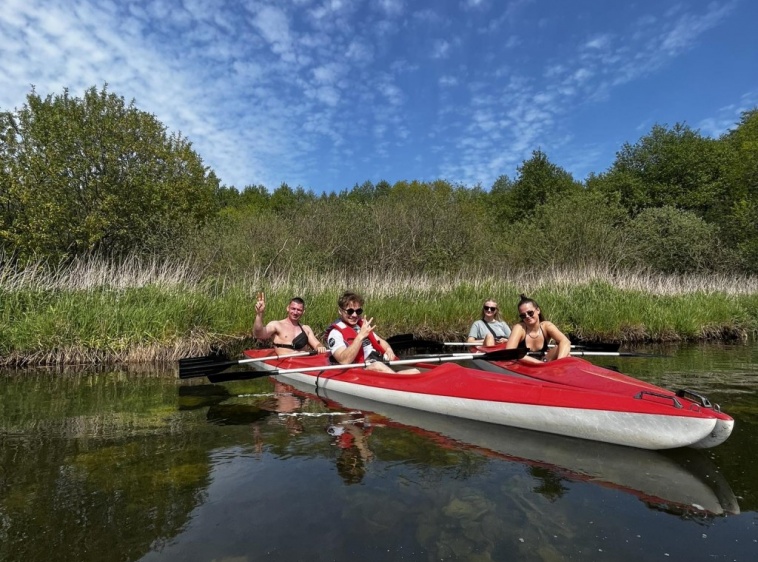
left=2, top=256, right=757, bottom=368
left=4, top=257, right=756, bottom=296
left=0, top=253, right=201, bottom=291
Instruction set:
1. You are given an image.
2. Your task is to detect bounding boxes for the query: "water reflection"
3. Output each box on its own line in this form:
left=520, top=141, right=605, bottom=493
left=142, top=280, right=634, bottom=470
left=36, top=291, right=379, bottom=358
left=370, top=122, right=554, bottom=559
left=160, top=377, right=747, bottom=562
left=327, top=413, right=376, bottom=484
left=282, top=380, right=742, bottom=517
left=180, top=373, right=740, bottom=518
left=2, top=343, right=756, bottom=562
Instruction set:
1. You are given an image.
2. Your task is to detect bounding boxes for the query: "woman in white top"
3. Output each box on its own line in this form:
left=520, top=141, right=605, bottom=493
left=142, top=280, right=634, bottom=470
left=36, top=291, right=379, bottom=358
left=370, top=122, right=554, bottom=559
left=467, top=298, right=511, bottom=347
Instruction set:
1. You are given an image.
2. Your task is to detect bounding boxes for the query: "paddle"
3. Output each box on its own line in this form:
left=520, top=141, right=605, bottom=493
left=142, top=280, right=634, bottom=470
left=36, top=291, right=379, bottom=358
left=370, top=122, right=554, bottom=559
left=565, top=350, right=667, bottom=358
left=179, top=350, right=318, bottom=379
left=180, top=334, right=441, bottom=380
left=194, top=347, right=528, bottom=384
left=386, top=333, right=445, bottom=352
left=527, top=351, right=667, bottom=358
left=423, top=349, right=664, bottom=359
left=444, top=341, right=622, bottom=352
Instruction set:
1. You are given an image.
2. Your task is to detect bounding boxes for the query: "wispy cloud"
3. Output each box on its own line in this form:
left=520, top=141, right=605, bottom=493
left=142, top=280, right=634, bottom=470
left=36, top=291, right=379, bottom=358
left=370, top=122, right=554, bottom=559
left=0, top=0, right=748, bottom=192
left=698, top=90, right=758, bottom=137
left=437, top=1, right=741, bottom=186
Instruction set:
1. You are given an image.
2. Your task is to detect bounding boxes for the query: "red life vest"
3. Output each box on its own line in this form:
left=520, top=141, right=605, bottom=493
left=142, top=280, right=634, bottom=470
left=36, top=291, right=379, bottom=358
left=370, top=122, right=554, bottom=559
left=327, top=320, right=385, bottom=362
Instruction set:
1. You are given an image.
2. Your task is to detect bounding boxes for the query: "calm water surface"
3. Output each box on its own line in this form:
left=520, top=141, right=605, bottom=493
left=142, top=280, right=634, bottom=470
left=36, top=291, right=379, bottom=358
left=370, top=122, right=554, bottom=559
left=1, top=343, right=757, bottom=561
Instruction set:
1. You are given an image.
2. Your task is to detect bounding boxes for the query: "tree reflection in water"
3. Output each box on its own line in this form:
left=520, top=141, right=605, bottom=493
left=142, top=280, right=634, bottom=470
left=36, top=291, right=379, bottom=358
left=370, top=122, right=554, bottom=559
left=529, top=465, right=569, bottom=501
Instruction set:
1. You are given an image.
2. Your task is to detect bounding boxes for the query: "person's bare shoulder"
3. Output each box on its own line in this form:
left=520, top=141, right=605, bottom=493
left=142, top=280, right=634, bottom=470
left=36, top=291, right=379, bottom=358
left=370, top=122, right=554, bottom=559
left=267, top=318, right=285, bottom=334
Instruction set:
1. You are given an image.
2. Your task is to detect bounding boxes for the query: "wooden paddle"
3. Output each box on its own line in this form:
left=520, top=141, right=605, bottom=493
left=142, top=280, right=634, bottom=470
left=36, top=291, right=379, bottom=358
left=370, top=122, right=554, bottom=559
left=188, top=348, right=528, bottom=384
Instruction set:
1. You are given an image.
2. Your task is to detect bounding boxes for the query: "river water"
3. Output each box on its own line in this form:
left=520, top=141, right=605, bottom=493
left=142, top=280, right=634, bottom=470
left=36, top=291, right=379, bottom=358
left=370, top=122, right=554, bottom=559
left=1, top=343, right=756, bottom=561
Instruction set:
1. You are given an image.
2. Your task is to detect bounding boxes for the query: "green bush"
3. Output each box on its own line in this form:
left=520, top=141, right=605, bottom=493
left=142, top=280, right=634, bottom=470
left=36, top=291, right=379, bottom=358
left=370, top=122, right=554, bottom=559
left=623, top=206, right=728, bottom=274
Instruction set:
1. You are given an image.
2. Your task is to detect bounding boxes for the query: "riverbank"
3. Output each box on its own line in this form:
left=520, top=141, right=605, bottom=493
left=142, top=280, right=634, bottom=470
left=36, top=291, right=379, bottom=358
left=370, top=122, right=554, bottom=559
left=2, top=258, right=757, bottom=367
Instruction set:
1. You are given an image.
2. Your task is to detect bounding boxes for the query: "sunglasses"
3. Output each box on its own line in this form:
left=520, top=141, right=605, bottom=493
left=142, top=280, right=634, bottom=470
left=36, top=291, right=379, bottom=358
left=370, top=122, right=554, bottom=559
left=519, top=310, right=536, bottom=319
left=343, top=308, right=363, bottom=316
left=483, top=306, right=498, bottom=312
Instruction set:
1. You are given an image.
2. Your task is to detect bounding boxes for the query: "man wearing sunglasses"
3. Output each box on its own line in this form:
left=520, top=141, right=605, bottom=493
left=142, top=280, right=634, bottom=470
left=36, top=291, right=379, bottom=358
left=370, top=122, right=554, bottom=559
left=326, top=291, right=419, bottom=374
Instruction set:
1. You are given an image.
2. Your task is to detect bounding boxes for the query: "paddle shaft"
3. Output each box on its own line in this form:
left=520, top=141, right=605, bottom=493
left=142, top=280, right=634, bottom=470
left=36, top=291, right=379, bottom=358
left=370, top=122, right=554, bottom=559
left=530, top=351, right=661, bottom=358
left=444, top=342, right=621, bottom=351
left=239, top=350, right=315, bottom=363
left=258, top=348, right=525, bottom=377
left=200, top=348, right=526, bottom=383
left=433, top=350, right=660, bottom=359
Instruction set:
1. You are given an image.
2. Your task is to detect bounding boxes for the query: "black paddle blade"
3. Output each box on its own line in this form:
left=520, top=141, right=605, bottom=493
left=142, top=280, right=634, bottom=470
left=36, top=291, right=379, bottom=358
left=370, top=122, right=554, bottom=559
left=385, top=333, right=416, bottom=350
left=178, top=352, right=231, bottom=366
left=386, top=333, right=445, bottom=353
left=578, top=342, right=622, bottom=352
left=179, top=353, right=238, bottom=379
left=481, top=348, right=527, bottom=361
left=207, top=370, right=272, bottom=384
left=405, top=348, right=527, bottom=362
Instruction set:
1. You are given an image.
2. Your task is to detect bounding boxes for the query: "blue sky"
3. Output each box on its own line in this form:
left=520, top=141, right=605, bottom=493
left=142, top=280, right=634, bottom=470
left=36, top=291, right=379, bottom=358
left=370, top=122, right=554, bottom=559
left=1, top=0, right=756, bottom=194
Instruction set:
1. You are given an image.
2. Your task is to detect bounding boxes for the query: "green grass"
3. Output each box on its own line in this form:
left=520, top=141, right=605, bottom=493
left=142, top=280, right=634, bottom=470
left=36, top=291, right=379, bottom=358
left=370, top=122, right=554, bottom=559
left=2, top=257, right=757, bottom=366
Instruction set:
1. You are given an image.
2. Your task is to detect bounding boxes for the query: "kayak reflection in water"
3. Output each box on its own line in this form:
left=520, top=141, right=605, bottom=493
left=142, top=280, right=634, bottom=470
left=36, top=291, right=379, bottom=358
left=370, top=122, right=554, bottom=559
left=277, top=382, right=307, bottom=435
left=327, top=414, right=377, bottom=485
left=505, top=294, right=571, bottom=363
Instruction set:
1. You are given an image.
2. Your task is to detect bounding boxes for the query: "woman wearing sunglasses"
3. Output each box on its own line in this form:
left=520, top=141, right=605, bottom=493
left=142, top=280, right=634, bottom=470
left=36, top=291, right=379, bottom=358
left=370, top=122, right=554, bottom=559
left=467, top=298, right=511, bottom=346
left=505, top=294, right=571, bottom=363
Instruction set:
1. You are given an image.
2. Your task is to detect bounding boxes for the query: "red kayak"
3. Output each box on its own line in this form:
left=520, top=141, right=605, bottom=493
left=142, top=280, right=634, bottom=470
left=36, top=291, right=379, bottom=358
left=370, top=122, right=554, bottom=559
left=232, top=349, right=734, bottom=450
left=470, top=345, right=733, bottom=449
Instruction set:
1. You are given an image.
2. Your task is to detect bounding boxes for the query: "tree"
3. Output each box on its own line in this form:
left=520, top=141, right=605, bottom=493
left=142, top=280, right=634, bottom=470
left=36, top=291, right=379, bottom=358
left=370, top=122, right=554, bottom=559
left=623, top=206, right=727, bottom=274
left=492, top=150, right=582, bottom=224
left=0, top=85, right=219, bottom=262
left=488, top=174, right=514, bottom=225
left=237, top=184, right=270, bottom=212
left=269, top=183, right=315, bottom=215
left=719, top=108, right=758, bottom=271
left=598, top=123, right=728, bottom=220
left=508, top=190, right=630, bottom=269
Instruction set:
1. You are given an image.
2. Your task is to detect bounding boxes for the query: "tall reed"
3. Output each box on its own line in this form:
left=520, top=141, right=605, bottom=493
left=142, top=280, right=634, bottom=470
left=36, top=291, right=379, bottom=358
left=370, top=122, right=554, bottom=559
left=2, top=257, right=756, bottom=366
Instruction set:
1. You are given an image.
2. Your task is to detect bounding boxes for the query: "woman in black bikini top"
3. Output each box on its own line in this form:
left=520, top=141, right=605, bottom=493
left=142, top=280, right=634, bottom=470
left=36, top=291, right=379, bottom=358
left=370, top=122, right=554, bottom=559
left=506, top=294, right=571, bottom=363
left=516, top=323, right=550, bottom=353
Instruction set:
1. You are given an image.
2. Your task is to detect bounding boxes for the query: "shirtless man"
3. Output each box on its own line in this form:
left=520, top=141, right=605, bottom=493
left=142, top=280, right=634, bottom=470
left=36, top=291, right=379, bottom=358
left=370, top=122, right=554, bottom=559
left=253, top=293, right=327, bottom=354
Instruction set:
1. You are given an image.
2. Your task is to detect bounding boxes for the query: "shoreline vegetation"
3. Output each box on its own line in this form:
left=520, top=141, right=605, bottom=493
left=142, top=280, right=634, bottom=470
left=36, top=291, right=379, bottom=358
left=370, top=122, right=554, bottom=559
left=2, top=256, right=757, bottom=368
left=4, top=87, right=758, bottom=370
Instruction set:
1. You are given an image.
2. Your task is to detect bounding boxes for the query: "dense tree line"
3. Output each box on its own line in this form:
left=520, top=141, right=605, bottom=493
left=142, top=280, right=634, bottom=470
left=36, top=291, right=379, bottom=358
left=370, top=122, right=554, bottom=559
left=2, top=85, right=757, bottom=275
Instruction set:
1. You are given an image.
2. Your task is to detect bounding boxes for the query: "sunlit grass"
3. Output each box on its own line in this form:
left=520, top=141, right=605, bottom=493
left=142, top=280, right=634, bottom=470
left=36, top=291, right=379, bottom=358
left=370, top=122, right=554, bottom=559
left=1, top=256, right=757, bottom=366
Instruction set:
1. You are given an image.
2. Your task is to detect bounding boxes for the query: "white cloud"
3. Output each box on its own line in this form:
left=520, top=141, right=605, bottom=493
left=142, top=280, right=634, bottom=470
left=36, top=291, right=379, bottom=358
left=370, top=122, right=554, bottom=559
left=585, top=34, right=612, bottom=50
left=0, top=0, right=749, bottom=193
left=431, top=39, right=451, bottom=59
left=252, top=6, right=296, bottom=63
left=378, top=0, right=405, bottom=17
left=439, top=75, right=459, bottom=87
left=463, top=0, right=488, bottom=9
